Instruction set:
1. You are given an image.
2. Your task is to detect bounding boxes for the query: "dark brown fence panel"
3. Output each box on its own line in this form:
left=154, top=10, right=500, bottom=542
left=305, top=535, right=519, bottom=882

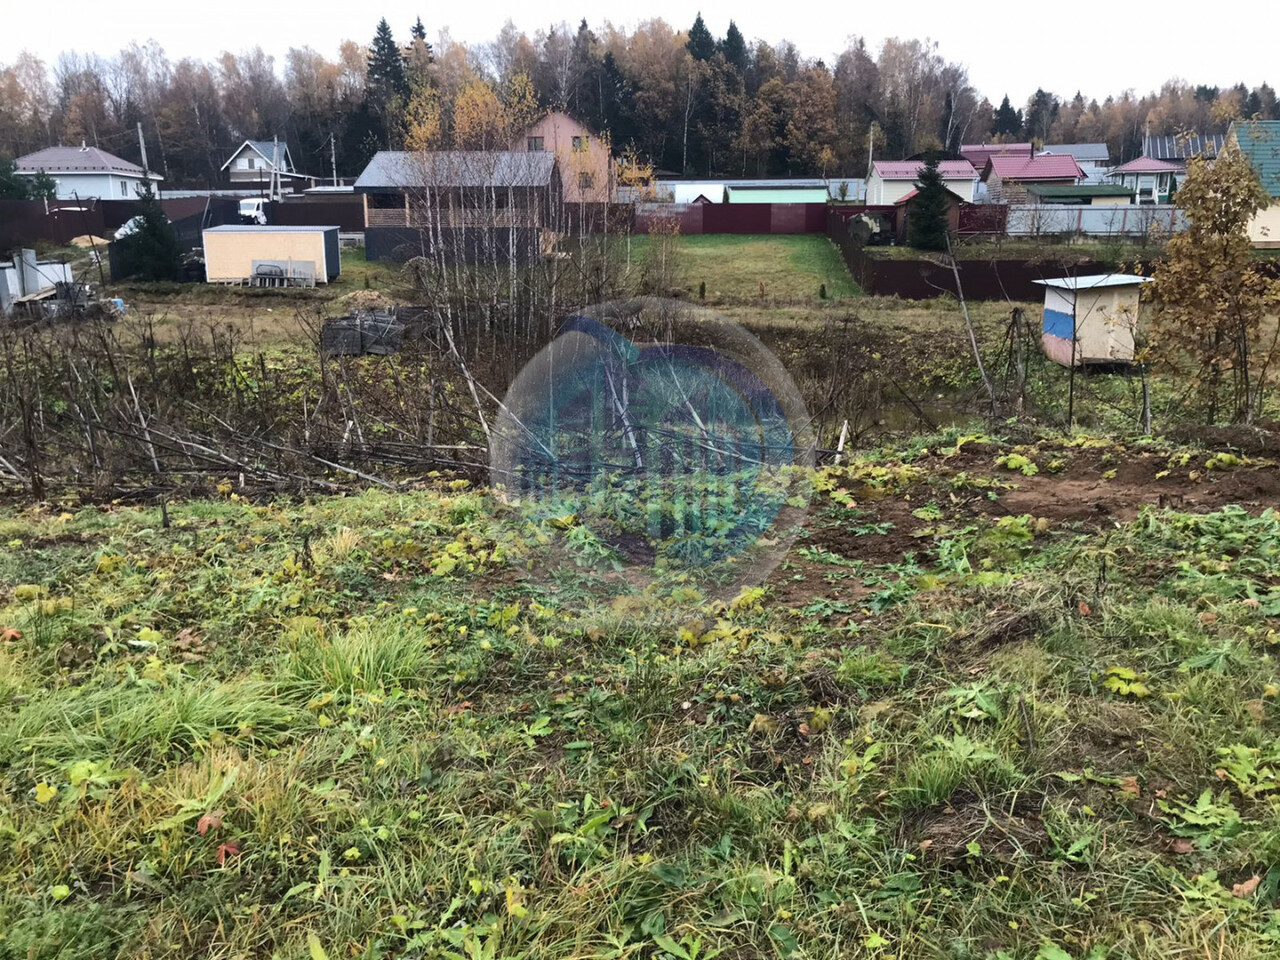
left=633, top=202, right=833, bottom=235
left=0, top=200, right=109, bottom=250
left=266, top=200, right=365, bottom=232
left=958, top=204, right=1008, bottom=236
left=826, top=208, right=1117, bottom=302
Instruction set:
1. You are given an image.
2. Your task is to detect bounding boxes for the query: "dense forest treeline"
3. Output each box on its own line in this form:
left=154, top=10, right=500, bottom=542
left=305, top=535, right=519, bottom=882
left=1, top=14, right=1277, bottom=187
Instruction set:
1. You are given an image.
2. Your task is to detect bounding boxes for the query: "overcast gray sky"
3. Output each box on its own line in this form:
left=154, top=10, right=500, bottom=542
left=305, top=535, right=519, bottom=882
left=2, top=0, right=1273, bottom=104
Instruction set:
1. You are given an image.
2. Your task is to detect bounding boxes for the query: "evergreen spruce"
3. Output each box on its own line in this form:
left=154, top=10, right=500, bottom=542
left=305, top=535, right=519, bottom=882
left=992, top=95, right=1022, bottom=138
left=411, top=17, right=426, bottom=41
left=0, top=157, right=30, bottom=199
left=367, top=18, right=409, bottom=101
left=686, top=13, right=716, bottom=61
left=907, top=156, right=951, bottom=252
left=720, top=21, right=747, bottom=73
left=113, top=182, right=182, bottom=281
left=28, top=170, right=57, bottom=199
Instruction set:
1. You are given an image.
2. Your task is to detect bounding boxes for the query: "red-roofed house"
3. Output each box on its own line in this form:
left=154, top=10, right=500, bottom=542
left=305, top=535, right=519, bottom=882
left=982, top=154, right=1084, bottom=203
left=1106, top=156, right=1182, bottom=204
left=960, top=142, right=1033, bottom=172
left=865, top=159, right=978, bottom=205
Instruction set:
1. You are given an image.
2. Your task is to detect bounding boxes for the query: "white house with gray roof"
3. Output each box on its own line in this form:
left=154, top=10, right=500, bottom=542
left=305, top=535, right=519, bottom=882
left=1037, top=143, right=1111, bottom=183
left=221, top=140, right=299, bottom=183
left=14, top=144, right=162, bottom=199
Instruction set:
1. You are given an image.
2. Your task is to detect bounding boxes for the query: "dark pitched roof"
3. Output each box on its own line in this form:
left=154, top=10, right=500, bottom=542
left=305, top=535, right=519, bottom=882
left=1231, top=121, right=1280, bottom=198
left=1143, top=133, right=1226, bottom=160
left=16, top=145, right=155, bottom=177
left=355, top=151, right=557, bottom=190
left=221, top=139, right=294, bottom=172
left=1039, top=143, right=1110, bottom=162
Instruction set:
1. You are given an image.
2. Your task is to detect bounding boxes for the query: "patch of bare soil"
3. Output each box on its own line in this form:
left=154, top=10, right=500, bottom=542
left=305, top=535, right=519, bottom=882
left=766, top=438, right=1280, bottom=609
left=904, top=793, right=1050, bottom=864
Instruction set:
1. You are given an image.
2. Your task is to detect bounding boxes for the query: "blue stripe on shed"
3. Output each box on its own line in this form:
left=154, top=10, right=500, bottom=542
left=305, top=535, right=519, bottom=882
left=1043, top=307, right=1075, bottom=340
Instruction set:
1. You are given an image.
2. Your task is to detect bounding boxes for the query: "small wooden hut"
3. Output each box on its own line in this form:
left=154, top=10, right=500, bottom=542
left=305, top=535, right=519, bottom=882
left=1032, top=274, right=1153, bottom=367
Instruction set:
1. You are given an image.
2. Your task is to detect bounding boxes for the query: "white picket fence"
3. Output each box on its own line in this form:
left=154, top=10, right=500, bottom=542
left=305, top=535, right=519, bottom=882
left=1006, top=203, right=1186, bottom=238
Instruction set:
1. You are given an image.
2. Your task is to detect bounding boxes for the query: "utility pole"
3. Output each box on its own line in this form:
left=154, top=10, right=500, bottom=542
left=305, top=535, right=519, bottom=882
left=136, top=122, right=150, bottom=196
left=272, top=135, right=280, bottom=202
left=330, top=132, right=338, bottom=187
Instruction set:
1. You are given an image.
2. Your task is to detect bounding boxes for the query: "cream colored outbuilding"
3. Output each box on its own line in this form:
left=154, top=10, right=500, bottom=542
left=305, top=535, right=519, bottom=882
left=202, top=226, right=341, bottom=284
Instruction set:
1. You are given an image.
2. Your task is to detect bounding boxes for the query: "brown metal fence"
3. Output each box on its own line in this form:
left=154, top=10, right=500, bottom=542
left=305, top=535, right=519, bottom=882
left=633, top=202, right=832, bottom=235
left=266, top=200, right=366, bottom=232
left=826, top=208, right=1120, bottom=301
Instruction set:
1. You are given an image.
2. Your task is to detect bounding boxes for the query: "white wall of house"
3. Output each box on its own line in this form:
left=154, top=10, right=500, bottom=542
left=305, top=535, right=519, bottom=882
left=867, top=174, right=976, bottom=205
left=1248, top=200, right=1280, bottom=248
left=23, top=171, right=154, bottom=200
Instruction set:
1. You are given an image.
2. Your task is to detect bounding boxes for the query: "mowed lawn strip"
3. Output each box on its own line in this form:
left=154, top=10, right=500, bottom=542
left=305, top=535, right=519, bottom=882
left=632, top=233, right=861, bottom=300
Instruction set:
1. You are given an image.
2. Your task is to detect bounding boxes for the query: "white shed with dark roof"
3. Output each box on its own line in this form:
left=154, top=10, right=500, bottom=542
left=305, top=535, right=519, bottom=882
left=14, top=144, right=162, bottom=200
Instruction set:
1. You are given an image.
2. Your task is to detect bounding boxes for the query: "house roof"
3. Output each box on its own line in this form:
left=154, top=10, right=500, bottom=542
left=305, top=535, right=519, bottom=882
left=355, top=151, right=557, bottom=190
left=1026, top=183, right=1133, bottom=199
left=203, top=225, right=340, bottom=234
left=220, top=139, right=294, bottom=172
left=984, top=154, right=1085, bottom=181
left=1144, top=133, right=1225, bottom=160
left=1108, top=156, right=1182, bottom=175
left=15, top=145, right=160, bottom=179
left=893, top=185, right=970, bottom=205
left=1231, top=120, right=1280, bottom=198
left=1033, top=274, right=1154, bottom=291
left=960, top=142, right=1033, bottom=168
left=871, top=160, right=977, bottom=180
left=723, top=185, right=830, bottom=203
left=1039, top=143, right=1110, bottom=161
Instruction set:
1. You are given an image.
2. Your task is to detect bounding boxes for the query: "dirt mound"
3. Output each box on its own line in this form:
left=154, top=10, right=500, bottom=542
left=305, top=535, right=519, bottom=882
left=69, top=234, right=110, bottom=248
left=333, top=290, right=397, bottom=312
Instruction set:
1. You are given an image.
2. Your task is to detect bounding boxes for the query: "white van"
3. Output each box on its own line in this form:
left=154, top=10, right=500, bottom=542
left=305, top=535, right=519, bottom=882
left=238, top=199, right=267, bottom=224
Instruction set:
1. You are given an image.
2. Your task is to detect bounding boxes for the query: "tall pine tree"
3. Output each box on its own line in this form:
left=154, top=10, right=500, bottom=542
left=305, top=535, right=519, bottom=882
left=721, top=21, right=747, bottom=73
left=366, top=18, right=410, bottom=148
left=686, top=14, right=716, bottom=62
left=907, top=156, right=951, bottom=252
left=411, top=17, right=426, bottom=41
left=367, top=19, right=409, bottom=101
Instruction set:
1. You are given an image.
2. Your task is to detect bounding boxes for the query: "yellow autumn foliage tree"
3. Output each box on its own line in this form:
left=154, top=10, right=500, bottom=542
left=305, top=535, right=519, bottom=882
left=1151, top=143, right=1280, bottom=423
left=453, top=78, right=507, bottom=150
left=403, top=85, right=443, bottom=152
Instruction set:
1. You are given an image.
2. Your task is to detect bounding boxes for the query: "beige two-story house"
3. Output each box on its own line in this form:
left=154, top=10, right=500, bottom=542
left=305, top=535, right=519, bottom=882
left=513, top=112, right=613, bottom=205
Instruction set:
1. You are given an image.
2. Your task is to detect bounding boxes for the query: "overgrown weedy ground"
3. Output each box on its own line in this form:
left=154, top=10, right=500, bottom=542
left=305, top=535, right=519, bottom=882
left=3, top=433, right=1280, bottom=959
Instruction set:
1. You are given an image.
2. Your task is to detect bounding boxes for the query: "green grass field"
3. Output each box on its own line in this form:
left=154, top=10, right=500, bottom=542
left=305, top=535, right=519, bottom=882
left=628, top=234, right=861, bottom=301
left=3, top=433, right=1280, bottom=958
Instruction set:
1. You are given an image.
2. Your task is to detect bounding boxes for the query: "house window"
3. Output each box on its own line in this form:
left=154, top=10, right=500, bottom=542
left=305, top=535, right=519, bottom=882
left=120, top=180, right=129, bottom=197
left=527, top=136, right=544, bottom=152
left=578, top=172, right=595, bottom=190
left=247, top=156, right=255, bottom=170
left=572, top=135, right=587, bottom=152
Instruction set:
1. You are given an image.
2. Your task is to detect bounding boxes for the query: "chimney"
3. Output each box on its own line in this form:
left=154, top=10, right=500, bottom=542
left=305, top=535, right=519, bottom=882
left=80, top=140, right=87, bottom=151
